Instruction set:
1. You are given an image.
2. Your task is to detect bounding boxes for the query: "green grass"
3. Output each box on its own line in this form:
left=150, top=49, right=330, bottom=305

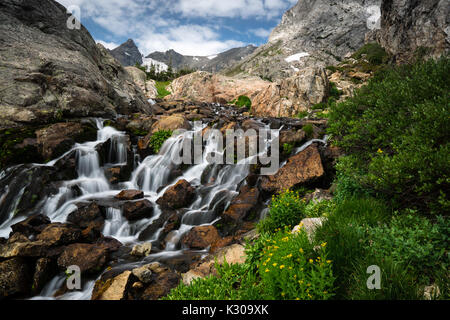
left=155, top=81, right=172, bottom=98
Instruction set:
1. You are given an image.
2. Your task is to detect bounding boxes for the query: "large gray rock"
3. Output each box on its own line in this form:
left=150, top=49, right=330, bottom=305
left=251, top=66, right=329, bottom=117
left=0, top=0, right=151, bottom=130
left=377, top=0, right=449, bottom=63
left=223, top=0, right=381, bottom=80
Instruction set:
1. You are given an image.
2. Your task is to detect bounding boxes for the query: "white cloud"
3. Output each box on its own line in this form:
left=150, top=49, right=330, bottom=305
left=96, top=40, right=120, bottom=50
left=175, top=0, right=293, bottom=19
left=137, top=25, right=245, bottom=56
left=56, top=0, right=295, bottom=55
left=249, top=28, right=272, bottom=38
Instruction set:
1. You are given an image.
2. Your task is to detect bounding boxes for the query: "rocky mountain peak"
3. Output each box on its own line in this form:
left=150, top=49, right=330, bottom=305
left=224, top=0, right=381, bottom=80
left=109, top=38, right=143, bottom=66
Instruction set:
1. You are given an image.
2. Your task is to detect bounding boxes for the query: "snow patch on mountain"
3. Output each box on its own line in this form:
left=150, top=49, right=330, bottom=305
left=285, top=52, right=310, bottom=63
left=142, top=57, right=169, bottom=73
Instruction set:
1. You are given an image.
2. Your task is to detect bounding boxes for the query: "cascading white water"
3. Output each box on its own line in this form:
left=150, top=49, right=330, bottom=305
left=0, top=117, right=313, bottom=300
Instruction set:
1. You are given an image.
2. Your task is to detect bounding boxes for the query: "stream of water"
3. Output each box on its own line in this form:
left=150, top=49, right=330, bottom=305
left=0, top=119, right=327, bottom=300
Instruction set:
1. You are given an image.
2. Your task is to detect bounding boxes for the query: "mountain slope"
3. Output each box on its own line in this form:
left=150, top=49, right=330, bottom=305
left=146, top=45, right=257, bottom=73
left=0, top=0, right=150, bottom=129
left=222, top=0, right=381, bottom=80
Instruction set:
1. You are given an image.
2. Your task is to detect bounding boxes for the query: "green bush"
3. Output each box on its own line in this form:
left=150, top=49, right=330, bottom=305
left=328, top=57, right=450, bottom=214
left=149, top=129, right=173, bottom=153
left=231, top=95, right=252, bottom=109
left=304, top=199, right=335, bottom=218
left=364, top=214, right=449, bottom=282
left=258, top=190, right=307, bottom=234
left=351, top=43, right=388, bottom=66
left=259, top=228, right=335, bottom=300
left=314, top=197, right=391, bottom=298
left=296, top=111, right=309, bottom=119
left=302, top=124, right=314, bottom=138
left=282, top=143, right=294, bottom=156
left=163, top=261, right=263, bottom=300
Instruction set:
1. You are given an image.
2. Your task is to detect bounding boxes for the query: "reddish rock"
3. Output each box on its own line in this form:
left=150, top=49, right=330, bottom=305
left=182, top=226, right=221, bottom=250
left=279, top=129, right=307, bottom=147
left=31, top=258, right=57, bottom=295
left=0, top=257, right=31, bottom=299
left=114, top=190, right=144, bottom=201
left=156, top=180, right=195, bottom=209
left=36, top=122, right=96, bottom=160
left=67, top=202, right=106, bottom=231
left=222, top=186, right=260, bottom=223
left=36, top=223, right=82, bottom=246
left=123, top=200, right=154, bottom=221
left=57, top=243, right=110, bottom=273
left=0, top=238, right=51, bottom=259
left=139, top=269, right=180, bottom=300
left=10, top=214, right=51, bottom=237
left=260, top=145, right=324, bottom=193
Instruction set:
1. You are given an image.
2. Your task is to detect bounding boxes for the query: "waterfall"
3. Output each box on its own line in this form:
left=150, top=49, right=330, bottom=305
left=0, top=118, right=279, bottom=300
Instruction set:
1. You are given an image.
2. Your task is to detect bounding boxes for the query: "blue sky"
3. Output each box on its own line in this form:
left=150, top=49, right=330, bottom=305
left=56, top=0, right=297, bottom=56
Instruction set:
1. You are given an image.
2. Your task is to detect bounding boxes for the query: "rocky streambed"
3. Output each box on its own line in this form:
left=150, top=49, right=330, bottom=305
left=0, top=101, right=338, bottom=300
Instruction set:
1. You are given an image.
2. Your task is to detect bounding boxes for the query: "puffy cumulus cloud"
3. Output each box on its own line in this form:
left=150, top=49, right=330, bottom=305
left=136, top=25, right=245, bottom=56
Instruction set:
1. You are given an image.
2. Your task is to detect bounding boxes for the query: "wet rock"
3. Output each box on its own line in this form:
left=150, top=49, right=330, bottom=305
left=57, top=243, right=110, bottom=274
left=137, top=210, right=174, bottom=242
left=96, top=237, right=123, bottom=253
left=156, top=180, right=196, bottom=210
left=132, top=265, right=153, bottom=284
left=31, top=257, right=57, bottom=295
left=114, top=190, right=144, bottom=201
left=130, top=243, right=152, bottom=257
left=0, top=257, right=31, bottom=300
left=36, top=122, right=97, bottom=160
left=105, top=166, right=132, bottom=184
left=260, top=145, right=325, bottom=194
left=151, top=115, right=191, bottom=134
left=241, top=119, right=265, bottom=131
left=0, top=238, right=51, bottom=259
left=279, top=129, right=307, bottom=147
left=181, top=226, right=221, bottom=250
left=139, top=268, right=180, bottom=300
left=36, top=223, right=82, bottom=246
left=92, top=270, right=133, bottom=300
left=222, top=186, right=260, bottom=224
left=10, top=214, right=51, bottom=238
left=67, top=202, right=106, bottom=231
left=123, top=200, right=154, bottom=221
